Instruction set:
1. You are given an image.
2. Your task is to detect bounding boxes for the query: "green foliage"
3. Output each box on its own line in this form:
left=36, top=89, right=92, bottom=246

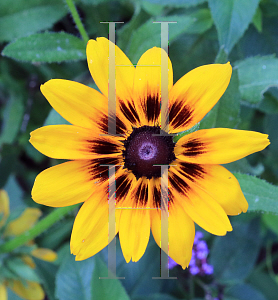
left=33, top=258, right=58, bottom=300
left=140, top=0, right=206, bottom=7
left=91, top=258, right=130, bottom=300
left=0, top=93, right=24, bottom=145
left=6, top=257, right=41, bottom=283
left=200, top=68, right=240, bottom=129
left=2, top=32, right=86, bottom=63
left=262, top=214, right=278, bottom=235
left=235, top=56, right=278, bottom=104
left=208, top=0, right=260, bottom=53
left=210, top=218, right=261, bottom=283
left=56, top=253, right=129, bottom=300
left=248, top=270, right=278, bottom=300
left=124, top=9, right=213, bottom=63
left=226, top=283, right=267, bottom=300
left=235, top=173, right=278, bottom=214
left=0, top=5, right=67, bottom=42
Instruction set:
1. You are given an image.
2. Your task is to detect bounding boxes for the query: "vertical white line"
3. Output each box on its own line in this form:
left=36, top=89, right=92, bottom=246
left=99, top=21, right=124, bottom=279
left=99, top=164, right=125, bottom=280
left=152, top=165, right=177, bottom=280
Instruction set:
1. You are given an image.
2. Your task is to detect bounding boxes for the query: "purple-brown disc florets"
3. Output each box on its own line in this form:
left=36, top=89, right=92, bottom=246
left=123, top=126, right=176, bottom=179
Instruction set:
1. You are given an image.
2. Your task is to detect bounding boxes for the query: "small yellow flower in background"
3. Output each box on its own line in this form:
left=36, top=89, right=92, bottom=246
left=30, top=37, right=269, bottom=269
left=0, top=190, right=57, bottom=300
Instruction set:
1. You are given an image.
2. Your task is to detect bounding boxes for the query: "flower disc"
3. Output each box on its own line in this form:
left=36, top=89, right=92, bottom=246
left=123, top=126, right=176, bottom=179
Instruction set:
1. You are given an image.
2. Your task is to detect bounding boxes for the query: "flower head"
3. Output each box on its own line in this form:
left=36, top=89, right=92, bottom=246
left=0, top=190, right=57, bottom=300
left=30, top=37, right=269, bottom=269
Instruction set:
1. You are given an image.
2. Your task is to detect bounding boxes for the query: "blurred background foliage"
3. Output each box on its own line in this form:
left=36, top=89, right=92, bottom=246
left=1, top=0, right=278, bottom=299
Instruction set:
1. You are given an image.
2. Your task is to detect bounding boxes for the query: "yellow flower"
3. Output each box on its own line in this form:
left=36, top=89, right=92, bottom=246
left=0, top=190, right=57, bottom=300
left=30, top=37, right=269, bottom=269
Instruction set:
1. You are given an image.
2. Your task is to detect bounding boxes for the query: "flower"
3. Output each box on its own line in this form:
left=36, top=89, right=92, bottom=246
left=30, top=37, right=269, bottom=269
left=0, top=190, right=57, bottom=300
left=188, top=231, right=214, bottom=276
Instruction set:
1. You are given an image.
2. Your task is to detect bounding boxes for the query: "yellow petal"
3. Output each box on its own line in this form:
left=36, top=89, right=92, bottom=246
left=0, top=190, right=9, bottom=227
left=118, top=208, right=150, bottom=263
left=169, top=167, right=232, bottom=235
left=40, top=79, right=108, bottom=131
left=169, top=63, right=232, bottom=133
left=31, top=160, right=115, bottom=207
left=175, top=128, right=270, bottom=164
left=31, top=248, right=57, bottom=262
left=0, top=284, right=7, bottom=300
left=118, top=178, right=151, bottom=262
left=87, top=37, right=140, bottom=129
left=176, top=162, right=248, bottom=215
left=5, top=208, right=42, bottom=236
left=70, top=192, right=117, bottom=261
left=87, top=37, right=135, bottom=100
left=30, top=124, right=123, bottom=160
left=22, top=255, right=36, bottom=269
left=133, top=47, right=173, bottom=126
left=151, top=201, right=195, bottom=269
left=9, top=280, right=44, bottom=300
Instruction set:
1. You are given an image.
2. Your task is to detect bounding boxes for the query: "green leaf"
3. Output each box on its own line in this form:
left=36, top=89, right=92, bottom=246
left=0, top=94, right=24, bottom=145
left=132, top=294, right=179, bottom=300
left=56, top=253, right=130, bottom=300
left=0, top=5, right=67, bottom=42
left=252, top=6, right=263, bottom=33
left=91, top=257, right=130, bottom=300
left=140, top=1, right=164, bottom=16
left=139, top=0, right=206, bottom=7
left=256, top=88, right=278, bottom=114
left=226, top=283, right=267, bottom=300
left=99, top=237, right=162, bottom=296
left=215, top=46, right=228, bottom=64
left=248, top=270, right=278, bottom=300
left=56, top=254, right=94, bottom=300
left=183, top=9, right=213, bottom=34
left=38, top=219, right=73, bottom=249
left=234, top=173, right=278, bottom=214
left=2, top=32, right=86, bottom=63
left=200, top=68, right=240, bottom=129
left=79, top=0, right=112, bottom=4
left=0, top=0, right=63, bottom=16
left=174, top=123, right=199, bottom=142
left=6, top=257, right=41, bottom=283
left=117, top=8, right=151, bottom=51
left=235, top=56, right=278, bottom=104
left=215, top=68, right=240, bottom=128
left=33, top=258, right=58, bottom=300
left=224, top=158, right=264, bottom=176
left=262, top=214, right=278, bottom=234
left=127, top=15, right=201, bottom=63
left=44, top=108, right=70, bottom=126
left=208, top=0, right=260, bottom=53
left=0, top=147, right=20, bottom=188
left=210, top=218, right=261, bottom=283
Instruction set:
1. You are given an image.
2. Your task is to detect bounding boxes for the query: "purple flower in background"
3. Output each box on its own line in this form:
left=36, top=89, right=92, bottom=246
left=189, top=231, right=214, bottom=276
left=168, top=257, right=178, bottom=269
left=168, top=231, right=214, bottom=276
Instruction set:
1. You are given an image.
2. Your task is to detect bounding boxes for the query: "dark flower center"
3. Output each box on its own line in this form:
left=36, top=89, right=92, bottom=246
left=123, top=126, right=176, bottom=179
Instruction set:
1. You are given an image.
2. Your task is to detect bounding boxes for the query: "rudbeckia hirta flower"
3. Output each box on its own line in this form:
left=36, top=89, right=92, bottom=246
left=30, top=37, right=269, bottom=269
left=0, top=190, right=57, bottom=300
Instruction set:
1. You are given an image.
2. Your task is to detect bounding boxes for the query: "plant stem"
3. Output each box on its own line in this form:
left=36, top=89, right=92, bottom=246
left=0, top=205, right=79, bottom=253
left=65, top=0, right=89, bottom=42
